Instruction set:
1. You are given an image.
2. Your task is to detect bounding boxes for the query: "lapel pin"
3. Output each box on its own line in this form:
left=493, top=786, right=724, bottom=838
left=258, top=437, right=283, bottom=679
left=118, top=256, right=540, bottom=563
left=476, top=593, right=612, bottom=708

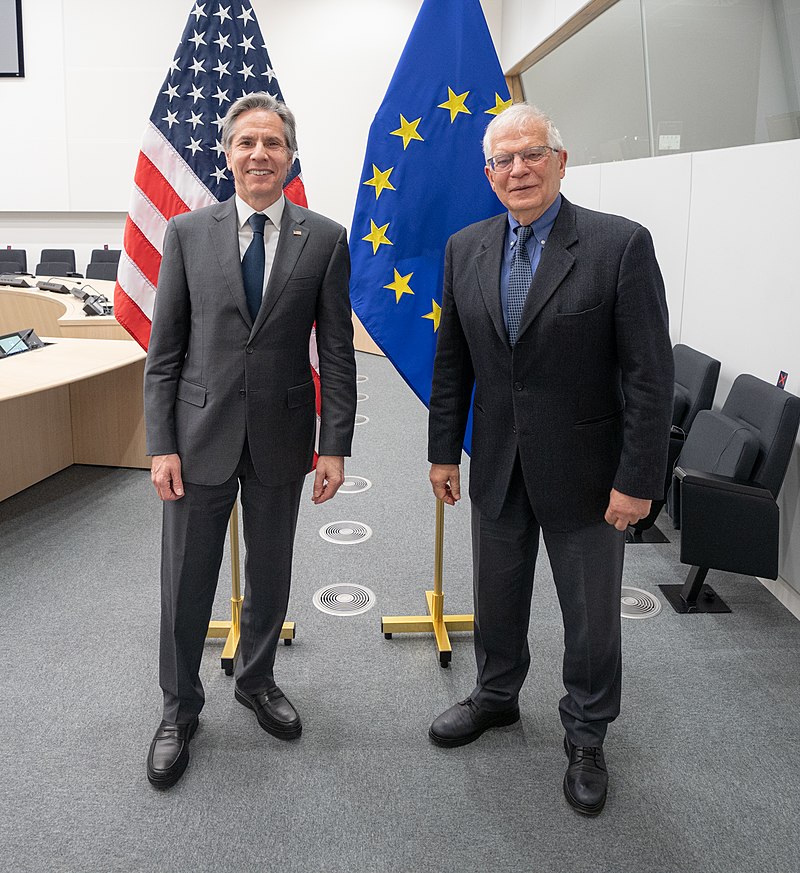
left=293, top=229, right=302, bottom=236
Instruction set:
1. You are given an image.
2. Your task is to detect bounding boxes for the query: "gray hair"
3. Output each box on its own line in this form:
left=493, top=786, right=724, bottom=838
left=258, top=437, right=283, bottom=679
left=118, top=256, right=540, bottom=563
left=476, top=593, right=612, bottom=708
left=221, top=92, right=298, bottom=153
left=483, top=102, right=564, bottom=159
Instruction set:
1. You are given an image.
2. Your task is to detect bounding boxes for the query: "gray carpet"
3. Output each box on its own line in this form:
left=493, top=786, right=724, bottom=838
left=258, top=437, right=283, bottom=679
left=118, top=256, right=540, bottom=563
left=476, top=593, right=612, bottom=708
left=1, top=351, right=799, bottom=873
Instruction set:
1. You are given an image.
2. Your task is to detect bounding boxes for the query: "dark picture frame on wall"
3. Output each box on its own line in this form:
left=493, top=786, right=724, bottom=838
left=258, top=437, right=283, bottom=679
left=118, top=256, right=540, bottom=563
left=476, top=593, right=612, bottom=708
left=0, top=0, right=24, bottom=77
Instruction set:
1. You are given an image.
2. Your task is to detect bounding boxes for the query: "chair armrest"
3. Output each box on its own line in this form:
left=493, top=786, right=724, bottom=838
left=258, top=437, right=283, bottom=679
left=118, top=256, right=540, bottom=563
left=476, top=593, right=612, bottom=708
left=676, top=468, right=779, bottom=578
left=673, top=467, right=774, bottom=500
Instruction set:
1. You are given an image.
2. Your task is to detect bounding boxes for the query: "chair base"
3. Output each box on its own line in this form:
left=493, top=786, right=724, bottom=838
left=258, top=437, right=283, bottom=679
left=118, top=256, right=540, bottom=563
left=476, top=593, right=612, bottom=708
left=659, top=582, right=731, bottom=614
left=626, top=524, right=670, bottom=544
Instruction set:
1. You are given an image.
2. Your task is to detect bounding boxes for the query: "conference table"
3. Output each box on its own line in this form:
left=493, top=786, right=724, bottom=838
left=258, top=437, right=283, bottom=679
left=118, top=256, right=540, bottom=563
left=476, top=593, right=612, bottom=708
left=0, top=275, right=148, bottom=502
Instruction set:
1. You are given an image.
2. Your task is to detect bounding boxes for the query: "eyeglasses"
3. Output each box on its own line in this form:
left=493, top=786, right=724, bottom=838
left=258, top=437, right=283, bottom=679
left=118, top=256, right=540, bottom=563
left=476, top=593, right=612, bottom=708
left=486, top=146, right=559, bottom=173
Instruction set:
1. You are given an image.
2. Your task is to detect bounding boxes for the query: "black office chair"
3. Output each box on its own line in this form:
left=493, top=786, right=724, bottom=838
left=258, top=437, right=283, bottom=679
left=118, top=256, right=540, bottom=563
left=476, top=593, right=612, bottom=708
left=89, top=249, right=121, bottom=264
left=0, top=248, right=27, bottom=272
left=39, top=249, right=77, bottom=273
left=628, top=344, right=721, bottom=542
left=86, top=261, right=118, bottom=281
left=659, top=374, right=800, bottom=613
left=35, top=261, right=73, bottom=277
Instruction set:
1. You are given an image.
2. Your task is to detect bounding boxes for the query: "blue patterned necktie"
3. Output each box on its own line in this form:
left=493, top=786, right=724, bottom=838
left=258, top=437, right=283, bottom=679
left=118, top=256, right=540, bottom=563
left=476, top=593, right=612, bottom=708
left=242, top=212, right=267, bottom=321
left=507, top=224, right=533, bottom=346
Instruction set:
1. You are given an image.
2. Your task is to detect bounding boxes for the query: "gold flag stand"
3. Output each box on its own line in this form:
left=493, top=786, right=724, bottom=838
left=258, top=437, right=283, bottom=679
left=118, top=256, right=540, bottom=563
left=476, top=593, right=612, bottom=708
left=207, top=502, right=296, bottom=675
left=381, top=498, right=473, bottom=667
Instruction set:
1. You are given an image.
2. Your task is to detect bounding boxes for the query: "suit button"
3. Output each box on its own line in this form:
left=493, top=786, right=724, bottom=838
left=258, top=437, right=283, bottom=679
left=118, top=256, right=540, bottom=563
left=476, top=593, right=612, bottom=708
left=239, top=390, right=246, bottom=397
left=246, top=346, right=254, bottom=354
left=512, top=425, right=517, bottom=434
left=513, top=381, right=524, bottom=391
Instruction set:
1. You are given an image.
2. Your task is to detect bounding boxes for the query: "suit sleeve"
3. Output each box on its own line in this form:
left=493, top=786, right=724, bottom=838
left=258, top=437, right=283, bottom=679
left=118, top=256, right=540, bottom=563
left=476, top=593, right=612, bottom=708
left=143, top=218, right=190, bottom=457
left=315, top=227, right=356, bottom=457
left=612, top=225, right=675, bottom=498
left=428, top=235, right=475, bottom=464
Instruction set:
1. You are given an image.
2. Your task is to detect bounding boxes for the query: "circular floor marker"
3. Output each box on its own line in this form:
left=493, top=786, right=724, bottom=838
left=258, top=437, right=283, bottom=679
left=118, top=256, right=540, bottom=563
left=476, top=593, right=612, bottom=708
left=319, top=521, right=373, bottom=545
left=313, top=583, right=376, bottom=616
left=339, top=476, right=372, bottom=494
left=354, top=414, right=369, bottom=426
left=620, top=586, right=662, bottom=619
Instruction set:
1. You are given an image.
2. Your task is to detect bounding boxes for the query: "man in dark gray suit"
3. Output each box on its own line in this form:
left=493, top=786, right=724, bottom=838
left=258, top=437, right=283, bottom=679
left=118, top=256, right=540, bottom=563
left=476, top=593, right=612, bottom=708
left=144, top=93, right=356, bottom=788
left=427, top=103, right=673, bottom=815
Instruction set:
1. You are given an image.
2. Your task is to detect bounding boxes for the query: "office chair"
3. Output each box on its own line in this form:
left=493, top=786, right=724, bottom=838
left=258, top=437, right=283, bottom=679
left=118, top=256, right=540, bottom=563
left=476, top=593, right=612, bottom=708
left=0, top=249, right=28, bottom=272
left=659, top=374, right=800, bottom=613
left=39, top=249, right=77, bottom=273
left=628, top=344, right=721, bottom=542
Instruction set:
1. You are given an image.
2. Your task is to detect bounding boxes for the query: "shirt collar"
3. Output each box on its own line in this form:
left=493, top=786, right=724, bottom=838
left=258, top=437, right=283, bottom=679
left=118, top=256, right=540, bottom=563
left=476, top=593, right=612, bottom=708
left=235, top=193, right=286, bottom=231
left=507, top=193, right=562, bottom=246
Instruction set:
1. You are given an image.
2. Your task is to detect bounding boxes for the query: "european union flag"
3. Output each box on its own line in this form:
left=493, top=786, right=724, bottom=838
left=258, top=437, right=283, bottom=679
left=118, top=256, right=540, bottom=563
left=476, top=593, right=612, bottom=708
left=349, top=0, right=510, bottom=453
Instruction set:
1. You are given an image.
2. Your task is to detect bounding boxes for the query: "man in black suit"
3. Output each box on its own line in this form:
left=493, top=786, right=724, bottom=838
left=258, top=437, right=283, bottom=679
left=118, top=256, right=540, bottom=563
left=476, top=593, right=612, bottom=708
left=427, top=103, right=673, bottom=815
left=144, top=93, right=356, bottom=788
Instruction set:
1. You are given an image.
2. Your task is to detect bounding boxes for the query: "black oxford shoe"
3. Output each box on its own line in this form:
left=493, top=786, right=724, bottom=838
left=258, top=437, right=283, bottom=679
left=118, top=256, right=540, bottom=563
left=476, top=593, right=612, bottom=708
left=429, top=697, right=520, bottom=748
left=146, top=716, right=199, bottom=789
left=563, top=734, right=608, bottom=816
left=235, top=684, right=302, bottom=739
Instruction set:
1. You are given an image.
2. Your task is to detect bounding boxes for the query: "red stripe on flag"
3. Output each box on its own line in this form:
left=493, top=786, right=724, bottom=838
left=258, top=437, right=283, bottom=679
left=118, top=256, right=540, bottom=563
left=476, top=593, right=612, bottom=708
left=114, top=284, right=152, bottom=351
left=123, top=217, right=163, bottom=289
left=284, top=176, right=307, bottom=207
left=134, top=152, right=191, bottom=220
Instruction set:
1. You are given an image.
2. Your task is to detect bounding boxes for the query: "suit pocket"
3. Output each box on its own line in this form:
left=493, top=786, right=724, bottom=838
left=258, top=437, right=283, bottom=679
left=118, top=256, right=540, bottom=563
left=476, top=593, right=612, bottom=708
left=287, top=379, right=315, bottom=408
left=176, top=377, right=207, bottom=408
left=574, top=408, right=623, bottom=428
left=557, top=299, right=603, bottom=317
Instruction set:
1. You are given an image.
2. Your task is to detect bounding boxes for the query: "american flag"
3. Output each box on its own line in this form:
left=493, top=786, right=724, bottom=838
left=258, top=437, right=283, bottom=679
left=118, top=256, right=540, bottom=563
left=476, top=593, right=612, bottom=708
left=115, top=1, right=308, bottom=350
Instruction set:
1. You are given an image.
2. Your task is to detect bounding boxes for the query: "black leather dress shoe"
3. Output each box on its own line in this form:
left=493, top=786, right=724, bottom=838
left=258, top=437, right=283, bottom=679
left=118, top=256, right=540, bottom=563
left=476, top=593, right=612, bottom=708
left=563, top=735, right=608, bottom=816
left=235, top=684, right=302, bottom=739
left=429, top=697, right=520, bottom=748
left=146, top=716, right=199, bottom=789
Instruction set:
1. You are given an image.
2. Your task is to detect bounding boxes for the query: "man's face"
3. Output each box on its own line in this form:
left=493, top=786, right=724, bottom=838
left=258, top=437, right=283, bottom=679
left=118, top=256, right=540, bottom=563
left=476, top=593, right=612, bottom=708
left=225, top=109, right=294, bottom=210
left=484, top=120, right=567, bottom=225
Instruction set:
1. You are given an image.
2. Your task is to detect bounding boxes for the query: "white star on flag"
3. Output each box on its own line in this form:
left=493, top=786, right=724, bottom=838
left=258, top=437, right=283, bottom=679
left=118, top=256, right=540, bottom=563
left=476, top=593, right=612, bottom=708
left=189, top=84, right=205, bottom=103
left=262, top=66, right=275, bottom=83
left=238, top=6, right=254, bottom=25
left=186, top=137, right=203, bottom=155
left=188, top=29, right=206, bottom=49
left=162, top=109, right=179, bottom=128
left=211, top=165, right=228, bottom=182
left=214, top=4, right=232, bottom=23
left=162, top=83, right=179, bottom=101
left=213, top=59, right=230, bottom=78
left=213, top=32, right=231, bottom=50
left=213, top=86, right=230, bottom=104
left=189, top=56, right=206, bottom=75
left=190, top=3, right=206, bottom=21
left=238, top=63, right=254, bottom=80
left=188, top=110, right=204, bottom=129
left=238, top=35, right=255, bottom=54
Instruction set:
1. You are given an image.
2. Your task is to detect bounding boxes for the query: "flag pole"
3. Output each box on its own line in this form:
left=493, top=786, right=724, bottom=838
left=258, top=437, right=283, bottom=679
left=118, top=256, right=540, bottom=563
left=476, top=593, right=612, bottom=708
left=381, top=498, right=473, bottom=667
left=207, top=502, right=296, bottom=674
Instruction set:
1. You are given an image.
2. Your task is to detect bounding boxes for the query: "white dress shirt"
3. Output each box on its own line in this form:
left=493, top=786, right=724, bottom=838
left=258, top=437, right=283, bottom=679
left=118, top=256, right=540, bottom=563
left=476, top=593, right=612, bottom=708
left=234, top=193, right=285, bottom=299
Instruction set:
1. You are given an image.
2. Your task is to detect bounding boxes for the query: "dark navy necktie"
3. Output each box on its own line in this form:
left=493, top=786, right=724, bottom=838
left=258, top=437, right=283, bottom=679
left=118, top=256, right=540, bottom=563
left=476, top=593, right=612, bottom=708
left=507, top=224, right=533, bottom=346
left=242, top=212, right=267, bottom=321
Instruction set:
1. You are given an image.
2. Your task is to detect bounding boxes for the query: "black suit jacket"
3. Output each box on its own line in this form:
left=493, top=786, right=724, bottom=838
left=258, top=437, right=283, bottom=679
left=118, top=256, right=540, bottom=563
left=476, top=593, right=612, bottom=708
left=428, top=196, right=674, bottom=530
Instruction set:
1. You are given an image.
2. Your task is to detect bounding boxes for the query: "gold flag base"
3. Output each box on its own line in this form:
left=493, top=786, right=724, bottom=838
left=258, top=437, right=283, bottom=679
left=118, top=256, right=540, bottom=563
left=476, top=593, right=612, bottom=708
left=206, top=501, right=296, bottom=675
left=381, top=499, right=473, bottom=667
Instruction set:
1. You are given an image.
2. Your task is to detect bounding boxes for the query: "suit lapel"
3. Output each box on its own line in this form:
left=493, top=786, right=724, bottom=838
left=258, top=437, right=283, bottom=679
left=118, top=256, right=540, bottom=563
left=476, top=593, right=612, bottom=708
left=209, top=197, right=251, bottom=327
left=516, top=196, right=577, bottom=342
left=251, top=199, right=309, bottom=338
left=475, top=214, right=509, bottom=346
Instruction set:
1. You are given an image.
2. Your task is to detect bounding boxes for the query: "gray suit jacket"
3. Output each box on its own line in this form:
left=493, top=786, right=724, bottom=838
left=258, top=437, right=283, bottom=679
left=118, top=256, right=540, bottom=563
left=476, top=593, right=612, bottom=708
left=428, top=196, right=674, bottom=530
left=144, top=197, right=356, bottom=486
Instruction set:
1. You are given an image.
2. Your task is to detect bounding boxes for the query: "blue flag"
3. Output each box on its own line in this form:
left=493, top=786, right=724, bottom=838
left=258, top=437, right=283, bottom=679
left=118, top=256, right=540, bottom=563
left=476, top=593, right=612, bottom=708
left=349, top=0, right=510, bottom=453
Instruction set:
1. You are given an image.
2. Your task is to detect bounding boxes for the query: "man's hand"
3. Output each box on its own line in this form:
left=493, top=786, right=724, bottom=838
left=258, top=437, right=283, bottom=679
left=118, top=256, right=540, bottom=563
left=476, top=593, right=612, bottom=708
left=151, top=453, right=184, bottom=501
left=312, top=455, right=345, bottom=504
left=430, top=463, right=461, bottom=505
left=604, top=488, right=651, bottom=530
